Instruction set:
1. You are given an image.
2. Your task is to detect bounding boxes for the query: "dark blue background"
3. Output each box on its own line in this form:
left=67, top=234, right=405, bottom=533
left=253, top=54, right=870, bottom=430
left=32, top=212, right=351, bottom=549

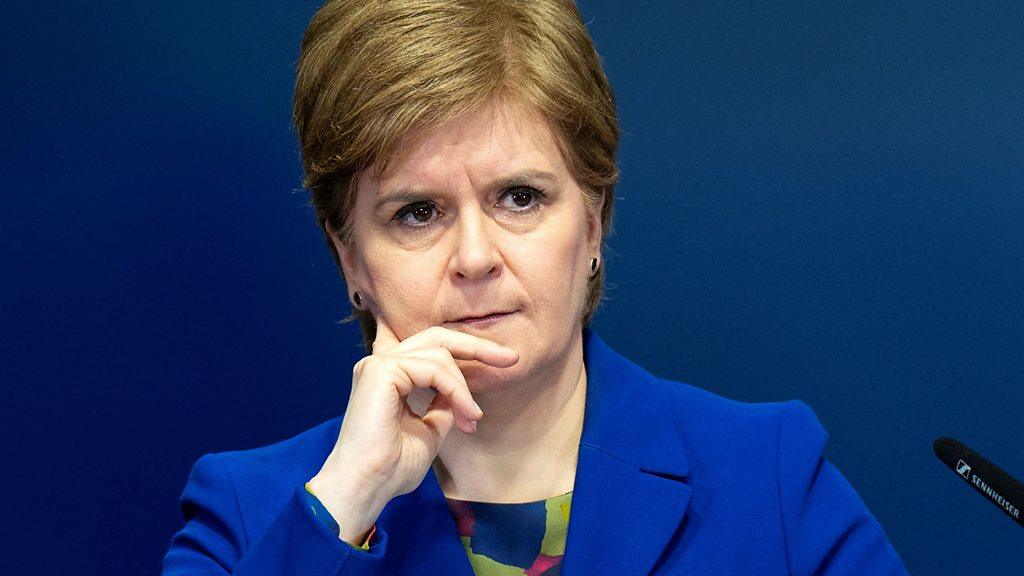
left=4, top=1, right=1021, bottom=574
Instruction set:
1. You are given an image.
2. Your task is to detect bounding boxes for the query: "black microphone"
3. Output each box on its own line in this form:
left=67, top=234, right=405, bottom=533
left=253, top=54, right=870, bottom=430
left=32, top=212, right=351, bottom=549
left=934, top=437, right=1024, bottom=529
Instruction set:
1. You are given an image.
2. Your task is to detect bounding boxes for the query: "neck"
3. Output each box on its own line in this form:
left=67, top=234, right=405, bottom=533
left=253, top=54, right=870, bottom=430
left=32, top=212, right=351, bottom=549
left=432, top=332, right=587, bottom=503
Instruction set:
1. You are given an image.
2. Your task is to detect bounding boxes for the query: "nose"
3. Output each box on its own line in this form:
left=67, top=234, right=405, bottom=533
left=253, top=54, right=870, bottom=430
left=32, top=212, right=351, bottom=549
left=450, top=206, right=501, bottom=281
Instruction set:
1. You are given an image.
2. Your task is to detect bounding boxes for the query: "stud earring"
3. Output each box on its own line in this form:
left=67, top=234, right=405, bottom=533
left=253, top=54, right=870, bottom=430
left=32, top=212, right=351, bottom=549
left=352, top=291, right=362, bottom=308
left=590, top=258, right=599, bottom=272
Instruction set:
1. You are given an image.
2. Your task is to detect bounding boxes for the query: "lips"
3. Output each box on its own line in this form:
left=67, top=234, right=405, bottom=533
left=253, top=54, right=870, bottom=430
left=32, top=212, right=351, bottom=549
left=448, top=310, right=516, bottom=323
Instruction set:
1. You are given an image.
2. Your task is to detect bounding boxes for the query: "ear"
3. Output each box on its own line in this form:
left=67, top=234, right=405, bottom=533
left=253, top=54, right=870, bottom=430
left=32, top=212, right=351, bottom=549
left=586, top=202, right=603, bottom=253
left=325, top=222, right=366, bottom=292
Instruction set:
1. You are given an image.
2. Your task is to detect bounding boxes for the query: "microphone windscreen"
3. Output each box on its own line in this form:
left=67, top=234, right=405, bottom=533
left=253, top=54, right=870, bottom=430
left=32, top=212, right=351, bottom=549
left=934, top=437, right=1024, bottom=529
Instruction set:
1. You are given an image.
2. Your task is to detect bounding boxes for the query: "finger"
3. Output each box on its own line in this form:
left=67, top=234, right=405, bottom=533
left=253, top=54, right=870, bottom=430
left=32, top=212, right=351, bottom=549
left=389, top=325, right=519, bottom=368
left=386, top=356, right=481, bottom=431
left=372, top=314, right=401, bottom=355
left=420, top=391, right=458, bottom=440
left=396, top=347, right=482, bottom=423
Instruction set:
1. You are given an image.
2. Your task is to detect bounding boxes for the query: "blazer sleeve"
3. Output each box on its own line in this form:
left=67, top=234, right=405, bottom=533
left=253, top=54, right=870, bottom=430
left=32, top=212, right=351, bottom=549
left=776, top=400, right=909, bottom=576
left=161, top=453, right=390, bottom=575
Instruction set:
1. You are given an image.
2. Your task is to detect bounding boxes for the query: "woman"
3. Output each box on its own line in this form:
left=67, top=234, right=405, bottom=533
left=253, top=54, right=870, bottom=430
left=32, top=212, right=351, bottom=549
left=163, top=0, right=908, bottom=574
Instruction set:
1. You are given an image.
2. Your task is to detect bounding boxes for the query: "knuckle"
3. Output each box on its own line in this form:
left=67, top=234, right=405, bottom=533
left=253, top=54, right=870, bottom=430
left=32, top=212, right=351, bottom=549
left=351, top=359, right=367, bottom=382
left=379, top=361, right=402, bottom=379
left=436, top=325, right=461, bottom=345
left=436, top=346, right=456, bottom=362
left=433, top=365, right=456, bottom=393
left=425, top=346, right=454, bottom=366
left=426, top=362, right=444, bottom=385
left=382, top=364, right=412, bottom=393
left=362, top=355, right=382, bottom=369
left=353, top=356, right=368, bottom=373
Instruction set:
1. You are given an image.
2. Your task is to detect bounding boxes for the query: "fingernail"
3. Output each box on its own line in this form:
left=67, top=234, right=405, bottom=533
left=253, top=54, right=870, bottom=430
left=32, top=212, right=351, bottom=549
left=473, top=401, right=483, bottom=417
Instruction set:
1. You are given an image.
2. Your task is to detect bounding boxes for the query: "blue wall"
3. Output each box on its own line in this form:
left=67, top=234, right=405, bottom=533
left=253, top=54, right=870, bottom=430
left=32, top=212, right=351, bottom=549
left=3, top=1, right=1021, bottom=573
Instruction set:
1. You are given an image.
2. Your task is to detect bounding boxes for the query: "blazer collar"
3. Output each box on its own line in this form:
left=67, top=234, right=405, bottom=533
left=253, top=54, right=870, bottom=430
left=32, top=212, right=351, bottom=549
left=379, top=327, right=694, bottom=576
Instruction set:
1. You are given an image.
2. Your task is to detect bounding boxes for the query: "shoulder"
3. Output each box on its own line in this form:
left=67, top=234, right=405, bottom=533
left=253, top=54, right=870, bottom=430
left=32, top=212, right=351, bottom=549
left=585, top=328, right=826, bottom=463
left=652, top=375, right=824, bottom=444
left=183, top=417, right=342, bottom=537
left=165, top=418, right=372, bottom=572
left=626, top=381, right=906, bottom=572
left=648, top=375, right=828, bottom=478
left=212, top=416, right=342, bottom=481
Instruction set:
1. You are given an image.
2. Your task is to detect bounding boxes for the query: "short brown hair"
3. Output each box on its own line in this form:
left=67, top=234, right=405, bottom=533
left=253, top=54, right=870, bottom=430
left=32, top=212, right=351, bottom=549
left=293, top=0, right=620, bottom=352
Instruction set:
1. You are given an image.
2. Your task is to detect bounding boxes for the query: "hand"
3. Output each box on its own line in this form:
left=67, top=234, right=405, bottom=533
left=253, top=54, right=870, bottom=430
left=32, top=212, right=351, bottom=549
left=307, top=316, right=519, bottom=543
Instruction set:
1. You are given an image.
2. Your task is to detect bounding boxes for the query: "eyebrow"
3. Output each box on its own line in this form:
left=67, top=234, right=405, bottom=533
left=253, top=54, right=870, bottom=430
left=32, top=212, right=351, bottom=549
left=374, top=169, right=559, bottom=211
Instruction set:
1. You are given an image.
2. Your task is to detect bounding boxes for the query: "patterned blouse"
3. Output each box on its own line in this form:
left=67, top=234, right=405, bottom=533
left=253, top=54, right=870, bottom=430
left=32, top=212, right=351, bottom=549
left=445, top=491, right=573, bottom=576
left=303, top=483, right=573, bottom=575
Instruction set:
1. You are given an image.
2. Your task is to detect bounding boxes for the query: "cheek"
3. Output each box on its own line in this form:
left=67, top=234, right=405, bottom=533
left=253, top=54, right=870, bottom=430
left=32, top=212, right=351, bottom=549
left=365, top=255, right=439, bottom=311
left=518, top=235, right=586, bottom=313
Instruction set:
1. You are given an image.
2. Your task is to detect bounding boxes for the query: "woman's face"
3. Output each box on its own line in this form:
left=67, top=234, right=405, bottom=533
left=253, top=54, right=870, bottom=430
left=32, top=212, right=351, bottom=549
left=333, top=99, right=602, bottom=391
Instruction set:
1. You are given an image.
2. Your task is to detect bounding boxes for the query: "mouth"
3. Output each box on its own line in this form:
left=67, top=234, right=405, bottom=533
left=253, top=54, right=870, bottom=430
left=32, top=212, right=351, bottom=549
left=445, top=310, right=517, bottom=326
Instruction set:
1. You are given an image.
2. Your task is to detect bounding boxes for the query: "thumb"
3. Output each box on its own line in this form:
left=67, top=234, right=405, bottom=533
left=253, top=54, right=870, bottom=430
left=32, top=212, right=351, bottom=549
left=372, top=314, right=401, bottom=355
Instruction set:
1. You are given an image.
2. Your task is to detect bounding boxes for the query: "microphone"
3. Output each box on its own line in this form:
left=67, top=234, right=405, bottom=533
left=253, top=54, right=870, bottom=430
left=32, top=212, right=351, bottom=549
left=933, top=437, right=1023, bottom=529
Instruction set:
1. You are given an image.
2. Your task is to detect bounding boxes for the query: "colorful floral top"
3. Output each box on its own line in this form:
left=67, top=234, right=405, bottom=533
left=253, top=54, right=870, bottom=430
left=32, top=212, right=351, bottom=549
left=445, top=491, right=573, bottom=576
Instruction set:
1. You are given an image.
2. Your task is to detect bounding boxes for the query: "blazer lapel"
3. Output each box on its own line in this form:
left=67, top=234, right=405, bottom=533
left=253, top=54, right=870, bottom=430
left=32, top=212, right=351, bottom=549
left=377, top=464, right=477, bottom=575
left=560, top=328, right=693, bottom=576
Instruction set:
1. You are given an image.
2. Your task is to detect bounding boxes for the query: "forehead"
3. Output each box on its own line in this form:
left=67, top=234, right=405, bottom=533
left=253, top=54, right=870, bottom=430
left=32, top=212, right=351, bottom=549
left=371, top=100, right=566, bottom=190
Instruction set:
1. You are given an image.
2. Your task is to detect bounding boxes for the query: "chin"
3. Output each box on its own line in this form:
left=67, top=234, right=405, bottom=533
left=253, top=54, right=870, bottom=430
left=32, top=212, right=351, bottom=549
left=456, top=357, right=525, bottom=392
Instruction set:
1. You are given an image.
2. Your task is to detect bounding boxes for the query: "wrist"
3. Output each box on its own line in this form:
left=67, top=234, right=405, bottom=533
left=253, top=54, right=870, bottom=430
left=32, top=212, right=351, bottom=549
left=304, top=482, right=377, bottom=548
left=307, top=471, right=389, bottom=544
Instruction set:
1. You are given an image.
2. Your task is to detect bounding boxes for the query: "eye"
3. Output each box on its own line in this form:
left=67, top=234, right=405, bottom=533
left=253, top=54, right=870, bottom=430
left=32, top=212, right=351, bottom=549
left=393, top=201, right=441, bottom=229
left=499, top=186, right=546, bottom=214
left=391, top=186, right=547, bottom=231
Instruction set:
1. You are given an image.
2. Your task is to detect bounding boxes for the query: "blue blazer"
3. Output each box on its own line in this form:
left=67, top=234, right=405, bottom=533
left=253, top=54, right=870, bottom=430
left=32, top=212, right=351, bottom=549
left=162, top=327, right=908, bottom=575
